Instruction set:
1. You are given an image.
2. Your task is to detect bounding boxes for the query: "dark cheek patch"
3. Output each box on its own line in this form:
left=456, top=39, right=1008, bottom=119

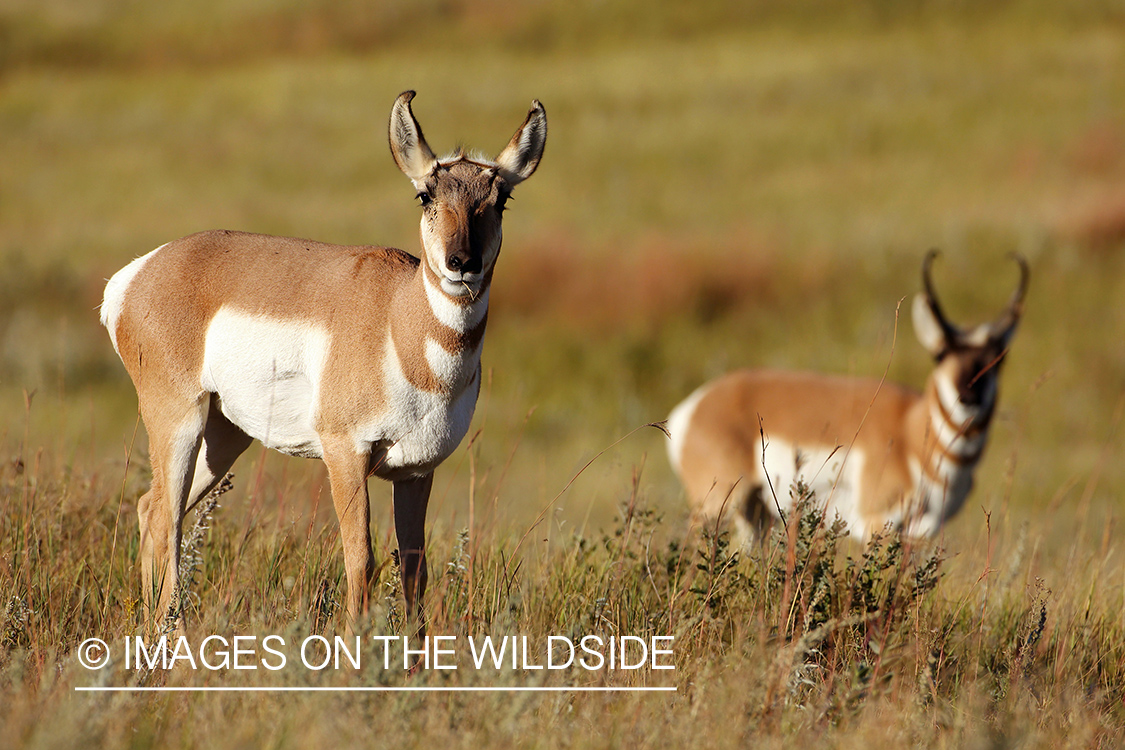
left=958, top=372, right=981, bottom=402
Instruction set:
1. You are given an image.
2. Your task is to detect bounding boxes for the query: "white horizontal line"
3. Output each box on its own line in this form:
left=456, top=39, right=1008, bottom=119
left=75, top=686, right=676, bottom=693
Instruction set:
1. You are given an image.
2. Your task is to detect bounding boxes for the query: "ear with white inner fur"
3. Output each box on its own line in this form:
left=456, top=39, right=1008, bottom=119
left=495, top=100, right=547, bottom=186
left=912, top=293, right=949, bottom=358
left=389, top=90, right=437, bottom=186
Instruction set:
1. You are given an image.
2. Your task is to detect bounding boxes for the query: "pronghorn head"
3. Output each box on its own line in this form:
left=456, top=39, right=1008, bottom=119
left=912, top=250, right=1030, bottom=412
left=389, top=91, right=547, bottom=299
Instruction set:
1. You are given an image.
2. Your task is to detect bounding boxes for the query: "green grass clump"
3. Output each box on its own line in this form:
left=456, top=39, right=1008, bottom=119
left=2, top=444, right=1124, bottom=747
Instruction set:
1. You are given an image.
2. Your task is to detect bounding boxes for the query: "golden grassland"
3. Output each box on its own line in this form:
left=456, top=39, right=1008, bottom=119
left=2, top=0, right=1125, bottom=746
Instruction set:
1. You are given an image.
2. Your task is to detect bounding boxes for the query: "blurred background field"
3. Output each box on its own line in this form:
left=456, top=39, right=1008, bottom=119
left=1, top=0, right=1125, bottom=745
left=2, top=0, right=1122, bottom=536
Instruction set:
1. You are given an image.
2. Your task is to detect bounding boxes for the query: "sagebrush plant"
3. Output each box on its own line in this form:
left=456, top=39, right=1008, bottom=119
left=2, top=420, right=1125, bottom=746
left=161, top=473, right=233, bottom=636
left=673, top=480, right=951, bottom=719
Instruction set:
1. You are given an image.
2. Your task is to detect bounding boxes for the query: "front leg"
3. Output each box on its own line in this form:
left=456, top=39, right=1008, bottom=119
left=393, top=472, right=433, bottom=637
left=321, top=436, right=375, bottom=636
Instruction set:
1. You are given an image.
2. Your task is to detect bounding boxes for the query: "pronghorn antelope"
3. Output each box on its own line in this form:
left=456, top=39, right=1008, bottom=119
left=666, top=251, right=1029, bottom=542
left=101, top=91, right=546, bottom=633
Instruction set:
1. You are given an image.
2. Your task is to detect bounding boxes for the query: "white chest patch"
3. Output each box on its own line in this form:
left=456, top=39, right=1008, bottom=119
left=929, top=405, right=987, bottom=459
left=906, top=458, right=975, bottom=538
left=759, top=437, right=869, bottom=535
left=354, top=332, right=480, bottom=476
left=201, top=307, right=329, bottom=458
left=932, top=375, right=990, bottom=458
left=425, top=337, right=474, bottom=390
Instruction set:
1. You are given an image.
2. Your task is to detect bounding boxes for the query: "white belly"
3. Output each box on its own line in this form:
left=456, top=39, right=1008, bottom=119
left=199, top=306, right=480, bottom=473
left=201, top=307, right=329, bottom=458
left=759, top=437, right=868, bottom=535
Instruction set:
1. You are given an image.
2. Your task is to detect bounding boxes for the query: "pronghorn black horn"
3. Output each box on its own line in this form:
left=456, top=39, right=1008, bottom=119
left=992, top=252, right=1030, bottom=334
left=921, top=249, right=960, bottom=341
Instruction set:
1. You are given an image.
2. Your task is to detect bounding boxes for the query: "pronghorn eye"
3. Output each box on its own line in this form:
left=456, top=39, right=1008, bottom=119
left=496, top=192, right=511, bottom=212
left=416, top=192, right=433, bottom=207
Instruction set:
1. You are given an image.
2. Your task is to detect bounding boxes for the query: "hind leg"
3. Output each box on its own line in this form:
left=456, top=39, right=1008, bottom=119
left=137, top=394, right=209, bottom=632
left=184, top=396, right=253, bottom=514
left=734, top=485, right=775, bottom=549
left=687, top=474, right=774, bottom=551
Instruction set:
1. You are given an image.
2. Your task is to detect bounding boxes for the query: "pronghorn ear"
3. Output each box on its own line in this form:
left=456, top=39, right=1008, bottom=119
left=389, top=91, right=437, bottom=185
left=912, top=293, right=949, bottom=359
left=495, top=100, right=547, bottom=186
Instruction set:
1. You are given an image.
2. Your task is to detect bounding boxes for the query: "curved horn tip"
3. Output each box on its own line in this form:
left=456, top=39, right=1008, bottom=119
left=397, top=90, right=417, bottom=104
left=1006, top=251, right=1031, bottom=308
left=921, top=248, right=942, bottom=287
left=921, top=248, right=941, bottom=279
left=919, top=247, right=959, bottom=338
left=1009, top=251, right=1030, bottom=279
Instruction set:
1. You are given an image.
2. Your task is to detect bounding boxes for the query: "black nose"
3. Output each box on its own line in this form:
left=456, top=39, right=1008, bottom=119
left=958, top=369, right=990, bottom=406
left=448, top=252, right=481, bottom=275
left=959, top=386, right=984, bottom=406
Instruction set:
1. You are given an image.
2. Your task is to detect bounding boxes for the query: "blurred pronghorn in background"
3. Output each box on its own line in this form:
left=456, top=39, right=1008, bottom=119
left=666, top=251, right=1029, bottom=543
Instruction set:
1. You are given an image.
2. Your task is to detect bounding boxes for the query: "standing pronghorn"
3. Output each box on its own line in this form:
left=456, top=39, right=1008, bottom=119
left=101, top=91, right=546, bottom=632
left=666, top=251, right=1029, bottom=542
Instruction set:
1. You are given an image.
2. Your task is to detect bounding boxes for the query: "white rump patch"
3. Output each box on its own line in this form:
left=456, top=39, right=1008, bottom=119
left=665, top=383, right=714, bottom=476
left=201, top=307, right=329, bottom=458
left=101, top=244, right=164, bottom=355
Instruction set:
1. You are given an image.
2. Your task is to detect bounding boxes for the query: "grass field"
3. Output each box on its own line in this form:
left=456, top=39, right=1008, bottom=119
left=2, top=0, right=1125, bottom=746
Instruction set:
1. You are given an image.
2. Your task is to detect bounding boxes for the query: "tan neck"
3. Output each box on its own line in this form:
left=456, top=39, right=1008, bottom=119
left=911, top=376, right=991, bottom=480
left=387, top=260, right=491, bottom=395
